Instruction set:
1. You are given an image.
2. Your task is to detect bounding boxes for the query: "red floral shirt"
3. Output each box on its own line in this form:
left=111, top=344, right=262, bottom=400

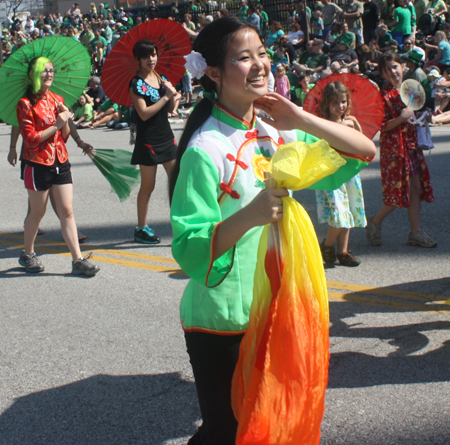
left=379, top=84, right=434, bottom=208
left=17, top=92, right=70, bottom=166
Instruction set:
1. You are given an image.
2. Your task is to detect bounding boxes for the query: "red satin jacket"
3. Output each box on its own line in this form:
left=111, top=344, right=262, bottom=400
left=17, top=92, right=70, bottom=166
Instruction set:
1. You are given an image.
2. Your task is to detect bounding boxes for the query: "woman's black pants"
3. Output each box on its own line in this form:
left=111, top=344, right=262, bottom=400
left=185, top=331, right=244, bottom=445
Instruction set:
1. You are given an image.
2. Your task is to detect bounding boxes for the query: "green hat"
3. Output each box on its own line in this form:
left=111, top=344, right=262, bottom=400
left=407, top=50, right=423, bottom=65
left=339, top=33, right=353, bottom=48
left=388, top=39, right=398, bottom=46
left=119, top=26, right=127, bottom=31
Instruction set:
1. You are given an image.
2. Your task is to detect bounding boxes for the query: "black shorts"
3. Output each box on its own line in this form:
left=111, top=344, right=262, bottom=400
left=21, top=161, right=72, bottom=191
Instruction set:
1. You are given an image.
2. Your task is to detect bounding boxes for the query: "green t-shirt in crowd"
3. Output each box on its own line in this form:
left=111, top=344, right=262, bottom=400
left=74, top=103, right=94, bottom=121
left=101, top=98, right=119, bottom=112
left=260, top=10, right=269, bottom=33
left=305, top=52, right=329, bottom=69
left=300, top=83, right=316, bottom=104
left=335, top=31, right=356, bottom=44
left=407, top=3, right=416, bottom=27
left=299, top=50, right=313, bottom=64
left=421, top=77, right=432, bottom=98
left=286, top=71, right=298, bottom=91
left=90, top=36, right=107, bottom=50
left=393, top=7, right=411, bottom=35
left=378, top=31, right=393, bottom=48
left=82, top=30, right=95, bottom=46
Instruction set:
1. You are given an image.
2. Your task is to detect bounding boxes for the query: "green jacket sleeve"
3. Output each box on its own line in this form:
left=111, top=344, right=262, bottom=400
left=296, top=130, right=372, bottom=190
left=171, top=147, right=235, bottom=287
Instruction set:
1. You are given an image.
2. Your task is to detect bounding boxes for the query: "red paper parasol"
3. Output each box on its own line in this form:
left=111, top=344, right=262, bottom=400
left=302, top=73, right=384, bottom=139
left=102, top=19, right=191, bottom=106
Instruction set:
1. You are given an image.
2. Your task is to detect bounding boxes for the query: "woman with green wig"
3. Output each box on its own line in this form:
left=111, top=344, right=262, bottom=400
left=16, top=56, right=100, bottom=276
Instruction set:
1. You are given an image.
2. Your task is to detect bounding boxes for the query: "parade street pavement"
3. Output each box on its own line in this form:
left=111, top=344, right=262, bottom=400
left=0, top=120, right=449, bottom=445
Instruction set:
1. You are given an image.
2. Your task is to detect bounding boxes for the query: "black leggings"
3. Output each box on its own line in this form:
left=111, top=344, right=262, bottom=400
left=185, top=331, right=244, bottom=445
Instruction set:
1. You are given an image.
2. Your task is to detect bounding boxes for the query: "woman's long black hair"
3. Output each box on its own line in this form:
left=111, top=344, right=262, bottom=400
left=168, top=17, right=259, bottom=203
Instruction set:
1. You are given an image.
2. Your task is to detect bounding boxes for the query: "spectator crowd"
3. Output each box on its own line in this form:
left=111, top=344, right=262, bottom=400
left=3, top=0, right=450, bottom=122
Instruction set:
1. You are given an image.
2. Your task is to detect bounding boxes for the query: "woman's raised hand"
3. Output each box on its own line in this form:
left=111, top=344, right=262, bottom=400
left=162, top=80, right=177, bottom=99
left=254, top=93, right=302, bottom=131
left=345, top=115, right=363, bottom=132
left=56, top=110, right=72, bottom=128
left=400, top=107, right=413, bottom=121
left=57, top=103, right=69, bottom=113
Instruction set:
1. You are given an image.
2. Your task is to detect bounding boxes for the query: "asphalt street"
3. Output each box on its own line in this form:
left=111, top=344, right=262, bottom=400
left=0, top=118, right=449, bottom=445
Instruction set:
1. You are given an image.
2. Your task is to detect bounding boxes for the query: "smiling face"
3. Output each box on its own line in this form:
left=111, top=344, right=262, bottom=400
left=383, top=59, right=404, bottom=87
left=79, top=94, right=86, bottom=105
left=213, top=28, right=270, bottom=109
left=40, top=62, right=55, bottom=92
left=138, top=50, right=158, bottom=73
left=329, top=92, right=348, bottom=120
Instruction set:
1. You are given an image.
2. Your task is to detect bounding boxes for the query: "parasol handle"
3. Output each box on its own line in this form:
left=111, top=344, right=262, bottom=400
left=264, top=171, right=284, bottom=280
left=49, top=92, right=76, bottom=122
left=154, top=71, right=163, bottom=83
left=49, top=92, right=61, bottom=107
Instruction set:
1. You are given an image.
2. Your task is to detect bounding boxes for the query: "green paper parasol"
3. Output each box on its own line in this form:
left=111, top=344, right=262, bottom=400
left=0, top=36, right=91, bottom=126
left=87, top=149, right=141, bottom=202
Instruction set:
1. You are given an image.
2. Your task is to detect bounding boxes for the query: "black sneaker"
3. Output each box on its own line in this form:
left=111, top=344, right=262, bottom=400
left=134, top=225, right=160, bottom=244
left=72, top=253, right=100, bottom=276
left=337, top=251, right=361, bottom=267
left=19, top=251, right=45, bottom=273
left=320, top=239, right=337, bottom=267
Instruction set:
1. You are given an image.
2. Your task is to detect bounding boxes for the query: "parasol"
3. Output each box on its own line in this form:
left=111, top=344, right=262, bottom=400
left=102, top=19, right=191, bottom=107
left=0, top=36, right=91, bottom=126
left=87, top=149, right=141, bottom=202
left=232, top=140, right=351, bottom=445
left=303, top=73, right=385, bottom=139
left=400, top=79, right=426, bottom=110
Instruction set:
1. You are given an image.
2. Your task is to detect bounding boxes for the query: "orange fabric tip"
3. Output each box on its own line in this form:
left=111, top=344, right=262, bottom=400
left=232, top=198, right=330, bottom=445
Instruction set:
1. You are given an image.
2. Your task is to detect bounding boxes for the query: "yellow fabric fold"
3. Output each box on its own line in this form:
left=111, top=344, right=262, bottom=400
left=232, top=140, right=344, bottom=445
left=268, top=139, right=346, bottom=190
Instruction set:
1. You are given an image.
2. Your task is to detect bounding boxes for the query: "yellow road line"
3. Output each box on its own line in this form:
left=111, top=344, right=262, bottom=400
left=0, top=232, right=178, bottom=265
left=1, top=233, right=447, bottom=309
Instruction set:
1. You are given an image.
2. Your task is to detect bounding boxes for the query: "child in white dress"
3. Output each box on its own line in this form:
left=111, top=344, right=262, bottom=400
left=316, top=81, right=367, bottom=267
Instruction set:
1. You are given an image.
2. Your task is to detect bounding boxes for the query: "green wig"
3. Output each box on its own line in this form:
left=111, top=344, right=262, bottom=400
left=28, top=56, right=52, bottom=94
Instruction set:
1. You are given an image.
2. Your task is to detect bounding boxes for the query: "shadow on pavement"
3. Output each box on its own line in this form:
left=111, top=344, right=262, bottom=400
left=0, top=267, right=79, bottom=279
left=0, top=373, right=199, bottom=445
left=328, top=277, right=450, bottom=389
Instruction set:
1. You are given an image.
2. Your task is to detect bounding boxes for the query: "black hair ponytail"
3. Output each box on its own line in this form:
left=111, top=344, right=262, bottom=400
left=168, top=96, right=214, bottom=203
left=168, top=17, right=258, bottom=204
